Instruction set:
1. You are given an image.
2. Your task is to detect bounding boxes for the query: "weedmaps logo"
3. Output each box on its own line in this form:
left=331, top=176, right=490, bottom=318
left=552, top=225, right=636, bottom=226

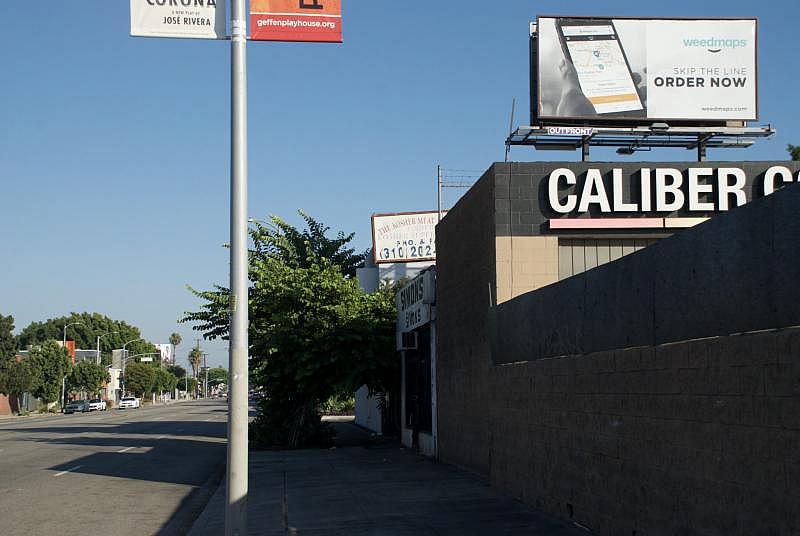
left=682, top=37, right=748, bottom=53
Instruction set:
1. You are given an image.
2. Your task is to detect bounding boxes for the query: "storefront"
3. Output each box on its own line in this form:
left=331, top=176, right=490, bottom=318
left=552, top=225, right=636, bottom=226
left=396, top=267, right=437, bottom=457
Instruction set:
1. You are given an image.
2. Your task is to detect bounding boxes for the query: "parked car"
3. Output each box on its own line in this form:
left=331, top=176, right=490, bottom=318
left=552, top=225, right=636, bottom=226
left=88, top=398, right=107, bottom=411
left=64, top=400, right=90, bottom=414
left=118, top=396, right=141, bottom=409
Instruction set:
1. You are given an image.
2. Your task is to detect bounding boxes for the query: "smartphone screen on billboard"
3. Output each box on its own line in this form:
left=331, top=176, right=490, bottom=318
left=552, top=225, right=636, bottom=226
left=556, top=18, right=643, bottom=115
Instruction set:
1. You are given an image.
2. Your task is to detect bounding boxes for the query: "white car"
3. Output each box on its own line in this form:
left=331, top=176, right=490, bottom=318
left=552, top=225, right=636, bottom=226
left=118, top=396, right=141, bottom=409
left=88, top=398, right=107, bottom=411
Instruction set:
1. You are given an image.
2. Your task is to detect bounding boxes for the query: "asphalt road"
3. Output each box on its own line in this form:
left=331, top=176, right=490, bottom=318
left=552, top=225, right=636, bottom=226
left=0, top=399, right=227, bottom=536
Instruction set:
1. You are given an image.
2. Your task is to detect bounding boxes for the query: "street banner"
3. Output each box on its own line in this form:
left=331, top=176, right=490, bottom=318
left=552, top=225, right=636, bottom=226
left=536, top=16, right=757, bottom=122
left=130, top=0, right=227, bottom=39
left=250, top=0, right=342, bottom=42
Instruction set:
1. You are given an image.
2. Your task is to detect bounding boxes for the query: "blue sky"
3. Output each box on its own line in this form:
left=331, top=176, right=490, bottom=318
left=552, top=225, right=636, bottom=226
left=1, top=1, right=797, bottom=368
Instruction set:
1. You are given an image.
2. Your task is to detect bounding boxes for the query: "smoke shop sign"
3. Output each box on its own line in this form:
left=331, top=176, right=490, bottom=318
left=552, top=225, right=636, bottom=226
left=546, top=163, right=799, bottom=215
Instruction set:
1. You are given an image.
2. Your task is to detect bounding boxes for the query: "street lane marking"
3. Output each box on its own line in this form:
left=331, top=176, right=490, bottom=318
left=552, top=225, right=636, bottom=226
left=54, top=465, right=83, bottom=477
left=156, top=435, right=166, bottom=439
left=117, top=446, right=135, bottom=453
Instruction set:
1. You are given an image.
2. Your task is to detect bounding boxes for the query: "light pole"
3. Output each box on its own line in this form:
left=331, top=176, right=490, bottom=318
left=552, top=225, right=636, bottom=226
left=96, top=331, right=119, bottom=365
left=61, top=321, right=82, bottom=410
left=120, top=338, right=143, bottom=397
left=202, top=352, right=209, bottom=398
left=228, top=0, right=250, bottom=531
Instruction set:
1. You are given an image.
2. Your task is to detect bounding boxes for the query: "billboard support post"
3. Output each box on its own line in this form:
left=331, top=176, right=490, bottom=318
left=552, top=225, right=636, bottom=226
left=227, top=0, right=249, bottom=534
left=437, top=166, right=442, bottom=222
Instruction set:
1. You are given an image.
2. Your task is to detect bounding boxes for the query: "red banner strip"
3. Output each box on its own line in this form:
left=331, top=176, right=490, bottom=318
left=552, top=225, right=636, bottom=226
left=250, top=14, right=342, bottom=42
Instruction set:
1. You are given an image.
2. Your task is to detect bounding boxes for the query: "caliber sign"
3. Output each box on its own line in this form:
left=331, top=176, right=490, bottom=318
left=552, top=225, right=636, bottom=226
left=250, top=0, right=343, bottom=42
left=130, top=0, right=226, bottom=39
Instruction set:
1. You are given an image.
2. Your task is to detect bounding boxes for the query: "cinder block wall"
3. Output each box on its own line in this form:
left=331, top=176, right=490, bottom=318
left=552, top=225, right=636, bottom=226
left=436, top=168, right=800, bottom=535
left=436, top=168, right=496, bottom=475
left=489, top=329, right=800, bottom=534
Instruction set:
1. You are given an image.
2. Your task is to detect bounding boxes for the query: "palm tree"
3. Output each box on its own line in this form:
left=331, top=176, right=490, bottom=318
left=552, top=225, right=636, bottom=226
left=187, top=346, right=202, bottom=398
left=169, top=332, right=181, bottom=365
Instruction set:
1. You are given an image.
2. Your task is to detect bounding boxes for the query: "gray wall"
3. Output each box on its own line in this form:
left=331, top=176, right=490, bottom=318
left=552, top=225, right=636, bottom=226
left=490, top=181, right=800, bottom=363
left=436, top=170, right=800, bottom=535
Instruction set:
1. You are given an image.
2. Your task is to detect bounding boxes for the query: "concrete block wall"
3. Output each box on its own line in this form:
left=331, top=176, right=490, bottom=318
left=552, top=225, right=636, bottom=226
left=489, top=328, right=800, bottom=535
left=436, top=168, right=495, bottom=475
left=436, top=165, right=800, bottom=534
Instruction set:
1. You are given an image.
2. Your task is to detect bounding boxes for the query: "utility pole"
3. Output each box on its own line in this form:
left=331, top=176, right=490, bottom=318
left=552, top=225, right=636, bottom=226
left=227, top=0, right=249, bottom=533
left=202, top=352, right=209, bottom=398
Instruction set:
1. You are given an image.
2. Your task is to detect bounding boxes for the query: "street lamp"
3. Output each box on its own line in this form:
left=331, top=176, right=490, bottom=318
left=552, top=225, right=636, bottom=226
left=96, top=331, right=119, bottom=365
left=61, top=321, right=82, bottom=410
left=120, top=338, right=143, bottom=397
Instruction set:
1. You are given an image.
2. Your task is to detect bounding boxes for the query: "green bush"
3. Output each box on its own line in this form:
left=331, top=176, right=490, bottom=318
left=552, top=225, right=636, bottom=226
left=249, top=396, right=335, bottom=449
left=319, top=393, right=355, bottom=415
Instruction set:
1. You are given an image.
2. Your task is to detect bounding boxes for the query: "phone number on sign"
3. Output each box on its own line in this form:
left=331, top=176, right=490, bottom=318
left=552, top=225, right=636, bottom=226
left=378, top=244, right=435, bottom=261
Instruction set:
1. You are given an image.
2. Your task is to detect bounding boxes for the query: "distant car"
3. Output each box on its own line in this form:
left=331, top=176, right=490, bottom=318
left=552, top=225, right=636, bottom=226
left=118, top=397, right=140, bottom=409
left=64, top=400, right=90, bottom=414
left=88, top=398, right=107, bottom=411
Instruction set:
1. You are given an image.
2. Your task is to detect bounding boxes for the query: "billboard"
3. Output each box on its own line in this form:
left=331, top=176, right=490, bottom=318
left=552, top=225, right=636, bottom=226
left=155, top=343, right=174, bottom=365
left=130, top=0, right=226, bottom=39
left=535, top=16, right=757, bottom=123
left=372, top=211, right=439, bottom=264
left=250, top=0, right=342, bottom=42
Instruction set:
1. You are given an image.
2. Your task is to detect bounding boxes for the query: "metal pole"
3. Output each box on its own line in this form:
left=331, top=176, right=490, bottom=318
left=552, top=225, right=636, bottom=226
left=227, top=0, right=249, bottom=533
left=62, top=326, right=67, bottom=410
left=437, top=165, right=442, bottom=222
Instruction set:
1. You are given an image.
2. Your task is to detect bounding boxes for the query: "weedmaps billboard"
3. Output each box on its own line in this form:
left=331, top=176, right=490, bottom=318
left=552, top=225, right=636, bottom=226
left=536, top=16, right=757, bottom=122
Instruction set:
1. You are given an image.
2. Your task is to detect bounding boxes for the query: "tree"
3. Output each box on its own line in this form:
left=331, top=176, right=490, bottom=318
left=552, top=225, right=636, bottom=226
left=153, top=368, right=178, bottom=395
left=0, top=314, right=17, bottom=396
left=27, top=340, right=71, bottom=405
left=67, top=361, right=110, bottom=397
left=788, top=144, right=800, bottom=161
left=1, top=359, right=41, bottom=413
left=123, top=361, right=155, bottom=397
left=17, top=313, right=157, bottom=364
left=201, top=367, right=228, bottom=389
left=187, top=347, right=203, bottom=395
left=0, top=314, right=15, bottom=361
left=183, top=377, right=198, bottom=396
left=169, top=332, right=181, bottom=365
left=183, top=213, right=397, bottom=447
left=166, top=364, right=186, bottom=379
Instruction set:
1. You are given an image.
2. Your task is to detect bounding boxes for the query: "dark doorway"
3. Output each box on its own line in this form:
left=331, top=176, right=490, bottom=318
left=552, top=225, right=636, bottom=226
left=404, top=324, right=432, bottom=447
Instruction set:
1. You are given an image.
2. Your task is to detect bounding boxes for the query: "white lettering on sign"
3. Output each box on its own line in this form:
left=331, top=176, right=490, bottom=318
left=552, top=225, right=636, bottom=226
left=578, top=169, right=611, bottom=213
left=548, top=168, right=577, bottom=214
left=717, top=168, right=746, bottom=210
left=763, top=166, right=794, bottom=195
left=688, top=168, right=715, bottom=211
left=547, top=126, right=594, bottom=136
left=612, top=168, right=637, bottom=212
left=546, top=165, right=798, bottom=215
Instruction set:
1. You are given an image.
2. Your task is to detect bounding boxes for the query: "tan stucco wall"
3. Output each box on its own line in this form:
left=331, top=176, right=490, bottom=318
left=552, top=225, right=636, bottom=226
left=495, top=236, right=559, bottom=304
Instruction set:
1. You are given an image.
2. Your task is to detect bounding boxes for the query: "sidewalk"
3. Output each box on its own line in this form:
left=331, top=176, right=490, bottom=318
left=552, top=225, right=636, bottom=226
left=188, top=420, right=587, bottom=536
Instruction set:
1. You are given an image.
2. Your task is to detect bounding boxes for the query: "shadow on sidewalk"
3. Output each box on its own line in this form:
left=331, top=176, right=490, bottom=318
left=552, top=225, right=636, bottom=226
left=183, top=417, right=587, bottom=536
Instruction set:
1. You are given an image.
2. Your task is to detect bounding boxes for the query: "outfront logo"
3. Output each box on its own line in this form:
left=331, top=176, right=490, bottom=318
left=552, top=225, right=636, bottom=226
left=682, top=37, right=748, bottom=53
